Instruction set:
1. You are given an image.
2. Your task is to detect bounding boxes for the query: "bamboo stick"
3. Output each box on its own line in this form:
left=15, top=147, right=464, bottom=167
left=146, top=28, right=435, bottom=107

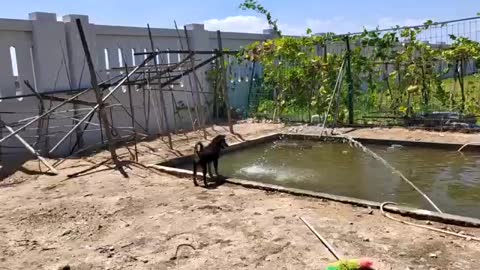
left=300, top=217, right=341, bottom=261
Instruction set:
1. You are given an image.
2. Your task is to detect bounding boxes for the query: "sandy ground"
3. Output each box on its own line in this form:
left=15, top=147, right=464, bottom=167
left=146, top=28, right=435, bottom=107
left=1, top=123, right=480, bottom=270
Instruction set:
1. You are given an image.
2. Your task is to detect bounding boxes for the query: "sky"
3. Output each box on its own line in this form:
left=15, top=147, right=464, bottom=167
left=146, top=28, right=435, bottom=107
left=1, top=0, right=478, bottom=35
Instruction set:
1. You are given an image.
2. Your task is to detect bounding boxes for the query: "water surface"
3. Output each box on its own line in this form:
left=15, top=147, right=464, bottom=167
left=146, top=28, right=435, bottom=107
left=181, top=140, right=480, bottom=218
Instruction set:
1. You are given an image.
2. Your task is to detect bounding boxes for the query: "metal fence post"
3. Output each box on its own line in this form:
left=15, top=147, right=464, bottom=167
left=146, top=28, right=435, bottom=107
left=345, top=35, right=354, bottom=125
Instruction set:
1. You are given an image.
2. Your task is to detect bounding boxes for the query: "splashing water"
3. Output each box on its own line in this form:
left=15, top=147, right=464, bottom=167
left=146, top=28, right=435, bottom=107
left=238, top=164, right=313, bottom=183
left=340, top=135, right=443, bottom=213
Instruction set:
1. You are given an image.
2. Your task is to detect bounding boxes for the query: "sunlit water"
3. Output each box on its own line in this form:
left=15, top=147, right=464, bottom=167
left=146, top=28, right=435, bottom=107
left=179, top=140, right=480, bottom=218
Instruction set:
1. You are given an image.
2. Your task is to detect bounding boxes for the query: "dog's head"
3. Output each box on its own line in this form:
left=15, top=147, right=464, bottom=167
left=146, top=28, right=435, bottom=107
left=213, top=135, right=229, bottom=149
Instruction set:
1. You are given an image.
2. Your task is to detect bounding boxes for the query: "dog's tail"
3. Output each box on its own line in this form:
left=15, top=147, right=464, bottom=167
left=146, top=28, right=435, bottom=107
left=194, top=142, right=204, bottom=155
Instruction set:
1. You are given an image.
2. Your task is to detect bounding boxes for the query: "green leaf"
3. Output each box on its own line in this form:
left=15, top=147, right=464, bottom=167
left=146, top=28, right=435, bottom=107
left=306, top=28, right=312, bottom=35
left=423, top=20, right=434, bottom=27
left=407, top=85, right=420, bottom=93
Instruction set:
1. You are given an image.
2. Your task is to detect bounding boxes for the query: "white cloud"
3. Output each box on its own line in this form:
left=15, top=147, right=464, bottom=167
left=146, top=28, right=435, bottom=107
left=305, top=17, right=359, bottom=34
left=204, top=16, right=269, bottom=34
left=203, top=15, right=432, bottom=36
left=203, top=15, right=353, bottom=35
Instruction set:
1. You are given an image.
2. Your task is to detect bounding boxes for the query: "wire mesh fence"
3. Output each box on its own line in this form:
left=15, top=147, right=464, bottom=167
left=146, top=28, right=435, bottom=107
left=247, top=16, right=480, bottom=127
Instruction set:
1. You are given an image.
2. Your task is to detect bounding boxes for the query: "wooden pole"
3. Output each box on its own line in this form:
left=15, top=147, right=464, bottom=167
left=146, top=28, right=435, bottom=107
left=0, top=88, right=91, bottom=144
left=183, top=26, right=207, bottom=139
left=72, top=102, right=84, bottom=151
left=345, top=35, right=354, bottom=125
left=125, top=63, right=139, bottom=161
left=170, top=93, right=178, bottom=133
left=75, top=18, right=127, bottom=178
left=48, top=50, right=154, bottom=154
left=0, top=113, right=3, bottom=160
left=23, top=80, right=48, bottom=154
left=216, top=30, right=234, bottom=133
left=173, top=21, right=199, bottom=133
left=246, top=61, right=256, bottom=117
left=212, top=52, right=220, bottom=121
left=1, top=121, right=58, bottom=175
left=69, top=112, right=95, bottom=155
left=159, top=55, right=218, bottom=88
left=147, top=24, right=173, bottom=149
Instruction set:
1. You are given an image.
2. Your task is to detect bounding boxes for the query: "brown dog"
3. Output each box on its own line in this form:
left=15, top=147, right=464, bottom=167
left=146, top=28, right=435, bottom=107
left=193, top=135, right=229, bottom=187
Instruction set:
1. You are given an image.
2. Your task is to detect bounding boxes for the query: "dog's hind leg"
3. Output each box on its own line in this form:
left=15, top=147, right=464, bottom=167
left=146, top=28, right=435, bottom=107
left=213, top=159, right=223, bottom=183
left=193, top=162, right=199, bottom=186
left=201, top=163, right=208, bottom=187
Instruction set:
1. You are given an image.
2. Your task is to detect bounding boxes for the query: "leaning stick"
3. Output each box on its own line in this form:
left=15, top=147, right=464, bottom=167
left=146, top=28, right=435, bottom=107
left=300, top=217, right=341, bottom=261
left=0, top=88, right=91, bottom=144
left=76, top=18, right=126, bottom=178
left=1, top=122, right=58, bottom=175
left=48, top=49, right=155, bottom=154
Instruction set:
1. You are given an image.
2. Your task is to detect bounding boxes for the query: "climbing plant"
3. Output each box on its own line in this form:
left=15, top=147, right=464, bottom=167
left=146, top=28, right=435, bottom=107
left=234, top=0, right=480, bottom=123
left=442, top=36, right=480, bottom=112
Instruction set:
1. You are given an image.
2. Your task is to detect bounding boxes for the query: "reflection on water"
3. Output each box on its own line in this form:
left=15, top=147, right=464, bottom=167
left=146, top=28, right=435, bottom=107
left=180, top=140, right=480, bottom=218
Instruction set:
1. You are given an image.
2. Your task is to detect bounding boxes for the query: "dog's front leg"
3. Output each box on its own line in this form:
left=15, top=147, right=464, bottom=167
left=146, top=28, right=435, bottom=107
left=213, top=159, right=219, bottom=176
left=208, top=162, right=214, bottom=178
left=193, top=162, right=199, bottom=186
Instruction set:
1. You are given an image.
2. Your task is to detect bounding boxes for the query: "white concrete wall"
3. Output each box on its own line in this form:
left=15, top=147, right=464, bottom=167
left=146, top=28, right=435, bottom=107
left=0, top=13, right=270, bottom=160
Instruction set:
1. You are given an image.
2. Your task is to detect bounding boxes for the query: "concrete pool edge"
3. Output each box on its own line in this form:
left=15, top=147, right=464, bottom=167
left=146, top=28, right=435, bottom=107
left=149, top=164, right=480, bottom=228
left=282, top=133, right=480, bottom=152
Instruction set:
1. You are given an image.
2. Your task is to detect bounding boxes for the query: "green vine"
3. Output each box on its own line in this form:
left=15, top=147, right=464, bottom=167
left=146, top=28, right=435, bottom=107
left=234, top=0, right=480, bottom=122
left=239, top=0, right=282, bottom=37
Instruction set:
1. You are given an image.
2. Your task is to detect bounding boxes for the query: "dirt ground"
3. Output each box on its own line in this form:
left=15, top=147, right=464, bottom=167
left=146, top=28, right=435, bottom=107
left=1, top=123, right=480, bottom=270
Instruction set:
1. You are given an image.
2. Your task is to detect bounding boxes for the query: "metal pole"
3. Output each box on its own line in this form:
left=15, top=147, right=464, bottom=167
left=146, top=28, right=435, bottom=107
left=345, top=35, right=354, bottom=125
